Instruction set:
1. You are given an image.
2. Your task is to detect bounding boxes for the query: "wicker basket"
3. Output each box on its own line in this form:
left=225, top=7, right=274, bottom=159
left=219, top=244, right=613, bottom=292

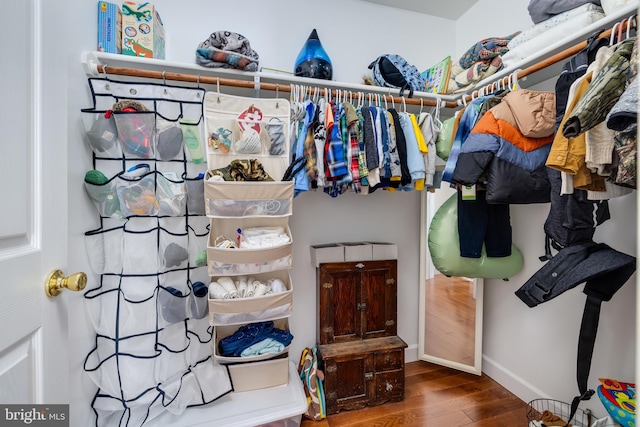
left=526, top=399, right=598, bottom=427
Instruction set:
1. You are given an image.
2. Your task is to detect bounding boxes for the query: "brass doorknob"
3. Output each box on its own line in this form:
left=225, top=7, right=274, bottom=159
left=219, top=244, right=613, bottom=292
left=45, top=269, right=87, bottom=297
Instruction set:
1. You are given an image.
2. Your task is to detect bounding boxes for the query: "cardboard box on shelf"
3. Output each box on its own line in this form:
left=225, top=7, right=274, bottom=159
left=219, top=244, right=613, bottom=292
left=310, top=243, right=345, bottom=267
left=367, top=242, right=398, bottom=260
left=97, top=1, right=121, bottom=54
left=121, top=1, right=165, bottom=59
left=340, top=242, right=373, bottom=262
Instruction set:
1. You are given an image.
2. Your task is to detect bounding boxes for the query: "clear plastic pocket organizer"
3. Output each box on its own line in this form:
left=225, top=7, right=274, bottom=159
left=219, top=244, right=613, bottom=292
left=204, top=180, right=294, bottom=218
left=204, top=92, right=291, bottom=181
left=82, top=78, right=233, bottom=427
left=112, top=110, right=157, bottom=159
left=84, top=170, right=199, bottom=218
left=208, top=269, right=293, bottom=326
left=207, top=216, right=293, bottom=276
left=81, top=78, right=207, bottom=164
left=85, top=217, right=208, bottom=276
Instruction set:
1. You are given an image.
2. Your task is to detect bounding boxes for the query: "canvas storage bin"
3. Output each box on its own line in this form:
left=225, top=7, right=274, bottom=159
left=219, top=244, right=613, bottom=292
left=204, top=180, right=294, bottom=218
left=207, top=216, right=293, bottom=276
left=208, top=269, right=293, bottom=326
left=214, top=318, right=290, bottom=364
left=204, top=92, right=291, bottom=181
left=227, top=354, right=290, bottom=392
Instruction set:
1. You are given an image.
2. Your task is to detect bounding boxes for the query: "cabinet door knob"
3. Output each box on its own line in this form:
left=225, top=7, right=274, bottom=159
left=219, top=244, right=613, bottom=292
left=386, top=382, right=393, bottom=391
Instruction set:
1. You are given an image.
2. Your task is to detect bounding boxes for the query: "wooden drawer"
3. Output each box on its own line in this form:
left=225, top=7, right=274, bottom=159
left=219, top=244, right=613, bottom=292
left=374, top=370, right=404, bottom=402
left=374, top=349, right=403, bottom=371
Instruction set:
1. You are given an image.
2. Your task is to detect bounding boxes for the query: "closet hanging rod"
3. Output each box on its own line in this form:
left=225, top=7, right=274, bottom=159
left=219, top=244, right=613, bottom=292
left=463, top=15, right=637, bottom=103
left=94, top=64, right=459, bottom=109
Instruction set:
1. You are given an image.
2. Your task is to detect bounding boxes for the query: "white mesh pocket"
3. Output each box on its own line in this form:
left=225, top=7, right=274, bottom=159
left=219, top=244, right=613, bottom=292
left=116, top=174, right=159, bottom=217
left=158, top=217, right=189, bottom=272
left=122, top=217, right=159, bottom=273
left=113, top=111, right=157, bottom=159
left=83, top=112, right=123, bottom=158
left=85, top=223, right=125, bottom=275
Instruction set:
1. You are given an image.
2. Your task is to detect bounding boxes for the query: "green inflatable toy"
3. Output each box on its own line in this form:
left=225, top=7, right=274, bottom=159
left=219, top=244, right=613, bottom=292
left=428, top=194, right=523, bottom=280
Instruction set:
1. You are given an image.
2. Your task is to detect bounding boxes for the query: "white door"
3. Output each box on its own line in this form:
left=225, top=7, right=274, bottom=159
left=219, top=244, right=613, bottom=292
left=0, top=0, right=71, bottom=413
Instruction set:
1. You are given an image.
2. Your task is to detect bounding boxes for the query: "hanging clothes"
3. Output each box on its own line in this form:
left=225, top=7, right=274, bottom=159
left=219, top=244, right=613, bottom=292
left=451, top=89, right=556, bottom=205
left=562, top=37, right=635, bottom=138
left=398, top=112, right=426, bottom=190
left=442, top=95, right=487, bottom=183
left=417, top=112, right=439, bottom=189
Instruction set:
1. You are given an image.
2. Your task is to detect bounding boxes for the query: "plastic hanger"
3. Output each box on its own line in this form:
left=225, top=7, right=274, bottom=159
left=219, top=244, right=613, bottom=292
left=433, top=97, right=443, bottom=130
left=626, top=16, right=636, bottom=40
left=610, top=21, right=621, bottom=46
left=512, top=70, right=523, bottom=90
left=618, top=18, right=627, bottom=43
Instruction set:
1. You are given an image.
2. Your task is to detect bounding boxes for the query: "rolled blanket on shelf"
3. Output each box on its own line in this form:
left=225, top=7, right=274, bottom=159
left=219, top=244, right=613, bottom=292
left=196, top=30, right=260, bottom=72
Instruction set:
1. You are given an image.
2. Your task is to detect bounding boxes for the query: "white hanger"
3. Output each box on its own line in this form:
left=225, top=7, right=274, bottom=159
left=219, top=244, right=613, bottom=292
left=383, top=93, right=388, bottom=110
left=433, top=97, right=443, bottom=130
left=626, top=16, right=635, bottom=40
left=401, top=96, right=406, bottom=113
left=511, top=70, right=523, bottom=90
left=610, top=21, right=621, bottom=46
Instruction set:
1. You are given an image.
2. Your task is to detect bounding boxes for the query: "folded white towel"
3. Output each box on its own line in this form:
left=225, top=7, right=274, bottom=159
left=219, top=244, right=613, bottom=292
left=209, top=281, right=231, bottom=299
left=241, top=226, right=290, bottom=249
left=236, top=276, right=248, bottom=298
left=268, top=278, right=287, bottom=294
left=217, top=277, right=239, bottom=298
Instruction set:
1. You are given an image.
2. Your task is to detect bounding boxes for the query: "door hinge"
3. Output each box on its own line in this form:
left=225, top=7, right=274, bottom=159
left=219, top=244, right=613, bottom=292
left=357, top=302, right=367, bottom=311
left=327, top=392, right=337, bottom=401
left=385, top=320, right=395, bottom=326
left=322, top=326, right=333, bottom=334
left=326, top=365, right=337, bottom=373
left=386, top=278, right=395, bottom=285
left=364, top=372, right=374, bottom=380
left=323, top=282, right=333, bottom=289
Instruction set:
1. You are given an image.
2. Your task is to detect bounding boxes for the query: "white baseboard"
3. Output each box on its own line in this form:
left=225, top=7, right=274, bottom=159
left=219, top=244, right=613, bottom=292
left=482, top=354, right=550, bottom=404
left=405, top=343, right=418, bottom=363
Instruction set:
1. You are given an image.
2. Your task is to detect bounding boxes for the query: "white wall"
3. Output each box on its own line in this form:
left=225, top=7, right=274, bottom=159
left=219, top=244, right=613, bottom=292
left=64, top=0, right=637, bottom=424
left=66, top=1, right=454, bottom=425
left=455, top=1, right=637, bottom=419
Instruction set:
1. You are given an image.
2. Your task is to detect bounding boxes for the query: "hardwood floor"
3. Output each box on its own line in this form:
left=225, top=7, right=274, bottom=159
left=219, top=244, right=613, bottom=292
left=300, top=360, right=530, bottom=427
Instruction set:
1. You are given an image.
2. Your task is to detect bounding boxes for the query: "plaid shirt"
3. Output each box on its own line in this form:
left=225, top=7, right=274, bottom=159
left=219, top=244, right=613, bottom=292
left=356, top=108, right=369, bottom=186
left=343, top=102, right=361, bottom=193
left=324, top=102, right=348, bottom=180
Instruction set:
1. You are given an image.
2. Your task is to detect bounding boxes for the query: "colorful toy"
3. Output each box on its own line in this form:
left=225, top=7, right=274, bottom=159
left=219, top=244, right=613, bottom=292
left=598, top=378, right=636, bottom=427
